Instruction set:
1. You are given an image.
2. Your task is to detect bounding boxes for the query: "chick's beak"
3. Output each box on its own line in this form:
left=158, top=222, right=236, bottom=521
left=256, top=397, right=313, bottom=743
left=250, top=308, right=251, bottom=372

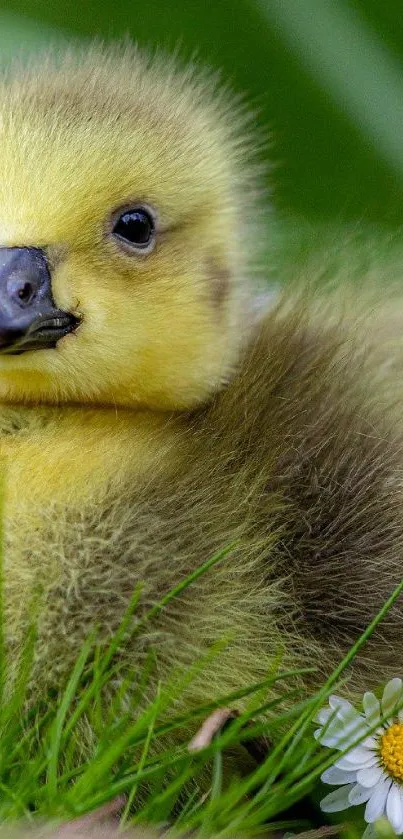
left=0, top=247, right=79, bottom=354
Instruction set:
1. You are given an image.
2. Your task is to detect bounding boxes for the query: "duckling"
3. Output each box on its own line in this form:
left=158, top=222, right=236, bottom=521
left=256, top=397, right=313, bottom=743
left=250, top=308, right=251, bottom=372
left=0, top=44, right=402, bottom=707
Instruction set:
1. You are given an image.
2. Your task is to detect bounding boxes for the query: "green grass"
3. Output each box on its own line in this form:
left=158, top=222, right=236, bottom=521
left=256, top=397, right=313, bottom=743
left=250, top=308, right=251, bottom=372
left=0, top=543, right=401, bottom=837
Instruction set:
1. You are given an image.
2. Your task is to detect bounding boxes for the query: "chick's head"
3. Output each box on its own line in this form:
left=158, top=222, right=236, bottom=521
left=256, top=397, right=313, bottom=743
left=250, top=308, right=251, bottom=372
left=0, top=47, right=263, bottom=410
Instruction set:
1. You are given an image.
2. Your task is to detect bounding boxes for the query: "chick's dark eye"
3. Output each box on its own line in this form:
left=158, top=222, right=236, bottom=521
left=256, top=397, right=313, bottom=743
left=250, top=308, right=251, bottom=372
left=112, top=208, right=155, bottom=249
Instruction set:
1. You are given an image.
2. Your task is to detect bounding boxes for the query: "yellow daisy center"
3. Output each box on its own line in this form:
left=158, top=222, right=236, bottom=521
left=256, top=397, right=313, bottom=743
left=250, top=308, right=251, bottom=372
left=380, top=723, right=403, bottom=780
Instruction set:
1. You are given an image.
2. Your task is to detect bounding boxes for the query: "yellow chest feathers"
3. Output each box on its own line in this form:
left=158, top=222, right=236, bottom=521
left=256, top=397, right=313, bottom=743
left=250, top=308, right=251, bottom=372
left=0, top=406, right=181, bottom=520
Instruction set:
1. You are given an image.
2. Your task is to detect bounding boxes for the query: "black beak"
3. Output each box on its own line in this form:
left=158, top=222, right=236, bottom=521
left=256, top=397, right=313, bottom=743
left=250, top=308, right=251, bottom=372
left=0, top=247, right=79, bottom=354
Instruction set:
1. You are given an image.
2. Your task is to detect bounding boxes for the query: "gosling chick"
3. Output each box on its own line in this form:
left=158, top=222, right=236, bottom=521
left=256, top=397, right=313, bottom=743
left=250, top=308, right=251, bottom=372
left=0, top=45, right=401, bottom=705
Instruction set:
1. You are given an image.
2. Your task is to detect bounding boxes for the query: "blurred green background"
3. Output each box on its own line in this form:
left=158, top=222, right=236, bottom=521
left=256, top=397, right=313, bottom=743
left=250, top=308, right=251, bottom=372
left=1, top=0, right=403, bottom=231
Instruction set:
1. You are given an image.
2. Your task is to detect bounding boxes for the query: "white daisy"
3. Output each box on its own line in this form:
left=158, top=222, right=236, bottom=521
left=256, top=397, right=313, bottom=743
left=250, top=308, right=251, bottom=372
left=316, top=678, right=403, bottom=838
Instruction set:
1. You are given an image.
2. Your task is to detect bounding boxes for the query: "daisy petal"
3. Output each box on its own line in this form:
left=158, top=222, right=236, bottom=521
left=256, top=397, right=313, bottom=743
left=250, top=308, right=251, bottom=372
left=327, top=696, right=369, bottom=742
left=329, top=695, right=355, bottom=711
left=348, top=783, right=374, bottom=806
left=329, top=696, right=360, bottom=723
left=363, top=692, right=381, bottom=727
left=365, top=777, right=392, bottom=823
left=315, top=707, right=369, bottom=750
left=315, top=722, right=360, bottom=749
left=386, top=783, right=403, bottom=834
left=315, top=707, right=335, bottom=725
left=321, top=784, right=355, bottom=813
left=336, top=745, right=375, bottom=765
left=357, top=765, right=385, bottom=788
left=362, top=736, right=378, bottom=750
left=382, top=678, right=403, bottom=719
left=337, top=718, right=371, bottom=745
left=318, top=732, right=352, bottom=749
left=314, top=727, right=351, bottom=749
left=321, top=766, right=357, bottom=786
left=335, top=754, right=378, bottom=771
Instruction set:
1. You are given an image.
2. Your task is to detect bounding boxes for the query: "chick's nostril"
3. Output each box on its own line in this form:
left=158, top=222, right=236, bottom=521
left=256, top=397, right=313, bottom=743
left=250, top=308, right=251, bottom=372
left=7, top=275, right=38, bottom=307
left=17, top=281, right=34, bottom=303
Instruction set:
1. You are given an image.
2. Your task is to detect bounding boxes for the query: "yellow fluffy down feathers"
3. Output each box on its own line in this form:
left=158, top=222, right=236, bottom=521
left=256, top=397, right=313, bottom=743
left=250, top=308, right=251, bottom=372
left=0, top=44, right=400, bottom=715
